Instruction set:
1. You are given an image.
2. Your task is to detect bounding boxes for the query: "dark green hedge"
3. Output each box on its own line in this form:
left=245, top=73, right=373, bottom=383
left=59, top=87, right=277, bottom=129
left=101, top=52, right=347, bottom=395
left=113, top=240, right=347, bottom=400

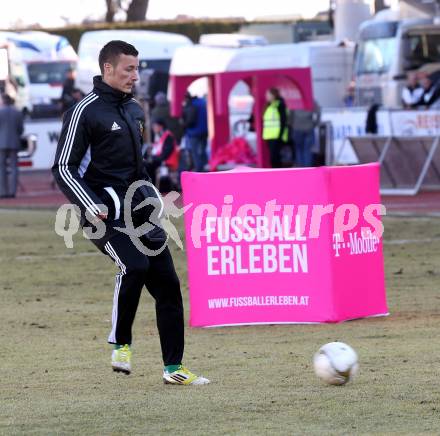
left=43, top=19, right=247, bottom=51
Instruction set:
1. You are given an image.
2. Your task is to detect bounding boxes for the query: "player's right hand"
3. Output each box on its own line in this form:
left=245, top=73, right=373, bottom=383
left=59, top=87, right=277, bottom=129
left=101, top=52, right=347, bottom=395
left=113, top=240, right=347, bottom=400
left=90, top=212, right=108, bottom=225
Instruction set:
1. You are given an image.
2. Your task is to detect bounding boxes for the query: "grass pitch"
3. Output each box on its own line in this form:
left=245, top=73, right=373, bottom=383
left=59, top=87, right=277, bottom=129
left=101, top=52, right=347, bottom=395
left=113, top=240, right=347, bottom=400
left=1, top=209, right=440, bottom=435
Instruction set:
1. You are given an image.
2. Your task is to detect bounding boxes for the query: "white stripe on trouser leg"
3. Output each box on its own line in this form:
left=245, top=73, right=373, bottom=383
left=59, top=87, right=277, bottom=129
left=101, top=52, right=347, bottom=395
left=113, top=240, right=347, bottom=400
left=104, top=242, right=127, bottom=344
left=104, top=186, right=121, bottom=220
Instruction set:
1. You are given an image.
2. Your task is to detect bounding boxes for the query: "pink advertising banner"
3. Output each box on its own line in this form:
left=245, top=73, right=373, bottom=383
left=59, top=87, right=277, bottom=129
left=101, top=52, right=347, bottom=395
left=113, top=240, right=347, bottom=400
left=181, top=163, right=388, bottom=327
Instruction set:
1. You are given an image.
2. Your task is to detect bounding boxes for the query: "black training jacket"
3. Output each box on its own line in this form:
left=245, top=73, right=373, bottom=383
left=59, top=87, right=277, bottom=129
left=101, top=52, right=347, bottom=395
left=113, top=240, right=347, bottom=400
left=52, top=76, right=149, bottom=220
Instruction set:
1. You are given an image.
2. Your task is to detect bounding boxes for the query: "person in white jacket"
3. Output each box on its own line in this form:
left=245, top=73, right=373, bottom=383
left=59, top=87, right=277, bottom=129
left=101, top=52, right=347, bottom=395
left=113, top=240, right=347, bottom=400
left=401, top=71, right=423, bottom=109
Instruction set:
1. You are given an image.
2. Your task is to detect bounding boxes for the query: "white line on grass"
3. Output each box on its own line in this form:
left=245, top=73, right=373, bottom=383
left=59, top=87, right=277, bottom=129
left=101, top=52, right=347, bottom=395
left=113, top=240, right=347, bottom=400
left=9, top=237, right=440, bottom=261
left=15, top=252, right=100, bottom=261
left=383, top=237, right=440, bottom=245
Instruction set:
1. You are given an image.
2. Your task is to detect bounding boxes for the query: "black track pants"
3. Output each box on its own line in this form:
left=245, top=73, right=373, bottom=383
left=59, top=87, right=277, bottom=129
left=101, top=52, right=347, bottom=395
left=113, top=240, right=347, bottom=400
left=99, top=231, right=184, bottom=366
left=267, top=139, right=283, bottom=168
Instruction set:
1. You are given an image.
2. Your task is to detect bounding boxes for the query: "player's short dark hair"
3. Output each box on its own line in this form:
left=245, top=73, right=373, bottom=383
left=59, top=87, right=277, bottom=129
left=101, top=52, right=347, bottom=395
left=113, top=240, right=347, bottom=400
left=98, top=40, right=139, bottom=74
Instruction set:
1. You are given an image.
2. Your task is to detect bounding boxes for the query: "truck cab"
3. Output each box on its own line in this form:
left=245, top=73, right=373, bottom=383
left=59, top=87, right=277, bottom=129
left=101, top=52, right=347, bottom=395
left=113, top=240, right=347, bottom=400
left=353, top=16, right=440, bottom=107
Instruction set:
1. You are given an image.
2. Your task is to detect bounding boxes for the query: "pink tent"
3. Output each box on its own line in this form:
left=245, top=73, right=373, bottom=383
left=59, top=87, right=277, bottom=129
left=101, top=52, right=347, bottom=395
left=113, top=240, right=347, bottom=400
left=168, top=47, right=314, bottom=168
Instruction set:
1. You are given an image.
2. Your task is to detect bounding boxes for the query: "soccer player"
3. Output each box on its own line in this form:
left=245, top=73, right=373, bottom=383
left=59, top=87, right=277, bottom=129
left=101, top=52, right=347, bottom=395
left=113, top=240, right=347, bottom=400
left=52, top=40, right=209, bottom=386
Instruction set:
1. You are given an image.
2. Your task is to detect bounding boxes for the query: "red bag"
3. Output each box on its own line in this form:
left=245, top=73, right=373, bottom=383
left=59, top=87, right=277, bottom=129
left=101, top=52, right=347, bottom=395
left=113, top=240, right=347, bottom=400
left=210, top=137, right=256, bottom=170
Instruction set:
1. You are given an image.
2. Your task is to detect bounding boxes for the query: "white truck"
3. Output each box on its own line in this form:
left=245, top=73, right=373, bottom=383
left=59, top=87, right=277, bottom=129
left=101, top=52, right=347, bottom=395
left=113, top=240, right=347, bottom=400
left=0, top=31, right=77, bottom=117
left=75, top=29, right=192, bottom=98
left=353, top=14, right=440, bottom=107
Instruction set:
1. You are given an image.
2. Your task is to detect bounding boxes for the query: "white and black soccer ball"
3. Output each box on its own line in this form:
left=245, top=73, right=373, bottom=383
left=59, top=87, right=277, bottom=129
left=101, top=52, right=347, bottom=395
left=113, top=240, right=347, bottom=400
left=313, top=342, right=359, bottom=385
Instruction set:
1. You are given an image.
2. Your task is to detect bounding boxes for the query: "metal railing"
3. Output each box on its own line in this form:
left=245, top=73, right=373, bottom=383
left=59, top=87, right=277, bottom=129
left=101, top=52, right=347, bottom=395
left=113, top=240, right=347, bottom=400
left=338, top=135, right=440, bottom=195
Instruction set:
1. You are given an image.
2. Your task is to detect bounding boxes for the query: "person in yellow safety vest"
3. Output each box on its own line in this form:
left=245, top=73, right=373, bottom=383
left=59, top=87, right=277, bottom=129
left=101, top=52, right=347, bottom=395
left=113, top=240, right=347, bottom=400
left=262, top=87, right=289, bottom=168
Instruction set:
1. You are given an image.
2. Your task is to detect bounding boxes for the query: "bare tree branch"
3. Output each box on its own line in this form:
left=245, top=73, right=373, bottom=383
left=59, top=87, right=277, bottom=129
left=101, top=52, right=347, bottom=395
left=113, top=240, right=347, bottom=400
left=126, top=0, right=149, bottom=22
left=105, top=0, right=118, bottom=23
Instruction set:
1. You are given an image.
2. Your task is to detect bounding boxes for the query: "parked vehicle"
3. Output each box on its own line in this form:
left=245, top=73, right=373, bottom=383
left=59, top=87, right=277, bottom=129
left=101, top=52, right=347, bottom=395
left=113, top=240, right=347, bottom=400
left=76, top=29, right=192, bottom=99
left=0, top=39, right=9, bottom=93
left=353, top=15, right=440, bottom=107
left=0, top=31, right=77, bottom=117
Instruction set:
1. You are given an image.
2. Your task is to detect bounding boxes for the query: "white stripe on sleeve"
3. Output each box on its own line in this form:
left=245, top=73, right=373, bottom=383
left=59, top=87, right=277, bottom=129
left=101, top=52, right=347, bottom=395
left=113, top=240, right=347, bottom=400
left=58, top=93, right=100, bottom=216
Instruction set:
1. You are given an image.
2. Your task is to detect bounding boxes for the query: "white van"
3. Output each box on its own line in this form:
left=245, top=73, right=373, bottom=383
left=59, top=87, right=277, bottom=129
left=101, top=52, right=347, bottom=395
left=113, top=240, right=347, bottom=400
left=0, top=39, right=8, bottom=89
left=281, top=41, right=354, bottom=108
left=0, top=31, right=77, bottom=116
left=76, top=30, right=192, bottom=97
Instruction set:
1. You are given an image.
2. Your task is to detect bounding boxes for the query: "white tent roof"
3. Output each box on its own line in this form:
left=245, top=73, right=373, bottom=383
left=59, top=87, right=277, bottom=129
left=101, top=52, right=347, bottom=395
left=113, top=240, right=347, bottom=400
left=199, top=33, right=268, bottom=48
left=169, top=42, right=344, bottom=76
